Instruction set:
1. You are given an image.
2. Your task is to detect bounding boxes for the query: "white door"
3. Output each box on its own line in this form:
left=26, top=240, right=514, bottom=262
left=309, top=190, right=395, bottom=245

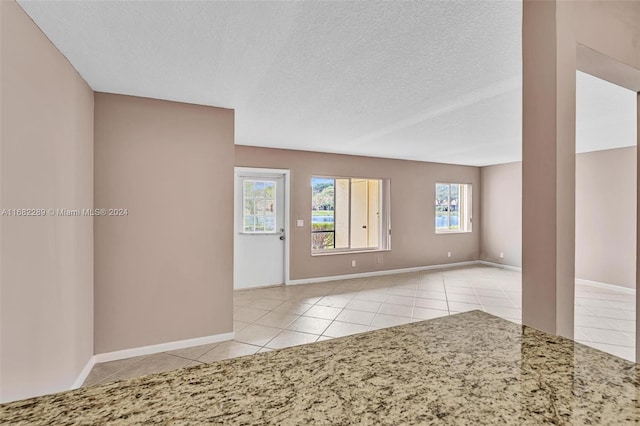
left=234, top=169, right=286, bottom=289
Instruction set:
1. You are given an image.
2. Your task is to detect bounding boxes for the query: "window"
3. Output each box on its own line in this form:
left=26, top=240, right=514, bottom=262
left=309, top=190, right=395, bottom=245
left=243, top=179, right=276, bottom=233
left=435, top=183, right=472, bottom=233
left=312, top=176, right=390, bottom=253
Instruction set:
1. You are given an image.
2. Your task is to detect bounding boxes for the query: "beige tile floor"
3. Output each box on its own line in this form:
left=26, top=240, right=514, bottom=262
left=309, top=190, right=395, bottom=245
left=83, top=265, right=636, bottom=387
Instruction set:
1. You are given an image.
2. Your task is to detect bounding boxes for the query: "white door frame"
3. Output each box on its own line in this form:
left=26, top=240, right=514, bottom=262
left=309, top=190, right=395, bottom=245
left=234, top=167, right=291, bottom=285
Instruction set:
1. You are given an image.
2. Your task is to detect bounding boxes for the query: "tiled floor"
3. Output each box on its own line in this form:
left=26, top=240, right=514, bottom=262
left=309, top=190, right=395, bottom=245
left=83, top=265, right=636, bottom=387
left=575, top=281, right=636, bottom=361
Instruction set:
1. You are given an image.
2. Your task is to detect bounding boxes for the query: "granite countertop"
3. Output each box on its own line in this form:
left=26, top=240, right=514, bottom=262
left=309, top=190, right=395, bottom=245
left=2, top=311, right=639, bottom=425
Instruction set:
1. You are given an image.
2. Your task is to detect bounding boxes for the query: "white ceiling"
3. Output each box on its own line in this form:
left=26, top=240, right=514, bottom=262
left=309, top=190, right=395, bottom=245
left=17, top=1, right=637, bottom=166
left=576, top=71, right=637, bottom=154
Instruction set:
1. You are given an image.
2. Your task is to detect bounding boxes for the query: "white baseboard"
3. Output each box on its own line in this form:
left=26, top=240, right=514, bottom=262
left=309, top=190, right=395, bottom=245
left=575, top=278, right=636, bottom=294
left=1, top=356, right=99, bottom=402
left=93, top=331, right=235, bottom=364
left=479, top=261, right=635, bottom=294
left=478, top=260, right=522, bottom=272
left=286, top=260, right=480, bottom=285
left=68, top=331, right=233, bottom=391
left=71, top=356, right=96, bottom=389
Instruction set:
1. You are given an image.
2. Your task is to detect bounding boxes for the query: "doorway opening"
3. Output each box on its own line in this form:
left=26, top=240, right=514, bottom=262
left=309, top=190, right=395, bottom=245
left=574, top=68, right=638, bottom=362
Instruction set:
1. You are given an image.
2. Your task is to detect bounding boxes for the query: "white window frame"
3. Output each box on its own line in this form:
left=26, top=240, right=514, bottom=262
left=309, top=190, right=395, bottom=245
left=311, top=176, right=391, bottom=255
left=435, top=182, right=472, bottom=234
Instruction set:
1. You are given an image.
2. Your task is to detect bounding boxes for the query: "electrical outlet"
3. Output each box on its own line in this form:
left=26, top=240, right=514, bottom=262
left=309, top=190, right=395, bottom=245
left=376, top=254, right=383, bottom=264
left=447, top=251, right=451, bottom=258
left=296, top=219, right=304, bottom=227
left=351, top=260, right=357, bottom=267
left=500, top=252, right=504, bottom=259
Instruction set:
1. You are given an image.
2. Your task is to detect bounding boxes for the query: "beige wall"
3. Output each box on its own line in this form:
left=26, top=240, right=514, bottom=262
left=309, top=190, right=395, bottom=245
left=522, top=0, right=640, bottom=337
left=481, top=147, right=637, bottom=289
left=94, top=94, right=234, bottom=353
left=236, top=146, right=480, bottom=280
left=0, top=1, right=94, bottom=402
left=576, top=147, right=636, bottom=289
left=522, top=0, right=575, bottom=338
left=480, top=162, right=522, bottom=268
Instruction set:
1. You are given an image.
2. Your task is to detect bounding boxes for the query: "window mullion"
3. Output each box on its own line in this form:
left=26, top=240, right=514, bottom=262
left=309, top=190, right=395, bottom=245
left=333, top=178, right=336, bottom=249
left=348, top=178, right=352, bottom=250
left=447, top=184, right=451, bottom=229
left=252, top=190, right=256, bottom=233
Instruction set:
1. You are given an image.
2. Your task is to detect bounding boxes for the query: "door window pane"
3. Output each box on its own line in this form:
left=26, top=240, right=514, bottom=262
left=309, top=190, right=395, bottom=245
left=243, top=179, right=277, bottom=233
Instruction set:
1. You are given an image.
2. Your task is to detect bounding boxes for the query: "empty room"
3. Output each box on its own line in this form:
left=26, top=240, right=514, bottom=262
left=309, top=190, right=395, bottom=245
left=1, top=0, right=640, bottom=424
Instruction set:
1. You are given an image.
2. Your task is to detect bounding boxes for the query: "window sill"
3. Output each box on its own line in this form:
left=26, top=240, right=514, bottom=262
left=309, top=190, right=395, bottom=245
left=435, top=230, right=472, bottom=235
left=311, top=248, right=391, bottom=257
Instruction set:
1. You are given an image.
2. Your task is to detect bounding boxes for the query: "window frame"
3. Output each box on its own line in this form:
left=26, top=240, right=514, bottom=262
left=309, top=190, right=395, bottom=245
left=311, top=175, right=391, bottom=255
left=242, top=178, right=278, bottom=234
left=435, top=182, right=473, bottom=234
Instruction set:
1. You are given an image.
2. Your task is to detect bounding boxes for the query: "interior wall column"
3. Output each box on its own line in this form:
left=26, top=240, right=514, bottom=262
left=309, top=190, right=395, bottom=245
left=522, top=0, right=575, bottom=339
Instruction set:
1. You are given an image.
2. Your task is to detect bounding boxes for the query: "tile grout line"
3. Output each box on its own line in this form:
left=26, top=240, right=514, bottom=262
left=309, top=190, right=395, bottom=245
left=440, top=269, right=453, bottom=317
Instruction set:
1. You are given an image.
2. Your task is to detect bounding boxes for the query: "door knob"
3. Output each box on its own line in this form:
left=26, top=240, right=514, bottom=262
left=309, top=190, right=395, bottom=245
left=279, top=236, right=285, bottom=240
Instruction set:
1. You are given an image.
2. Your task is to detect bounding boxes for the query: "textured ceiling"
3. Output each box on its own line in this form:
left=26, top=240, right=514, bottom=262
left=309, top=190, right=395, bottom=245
left=16, top=1, right=637, bottom=166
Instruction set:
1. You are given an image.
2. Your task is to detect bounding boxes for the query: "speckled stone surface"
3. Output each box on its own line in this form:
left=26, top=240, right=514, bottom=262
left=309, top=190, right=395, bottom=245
left=2, top=311, right=639, bottom=425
